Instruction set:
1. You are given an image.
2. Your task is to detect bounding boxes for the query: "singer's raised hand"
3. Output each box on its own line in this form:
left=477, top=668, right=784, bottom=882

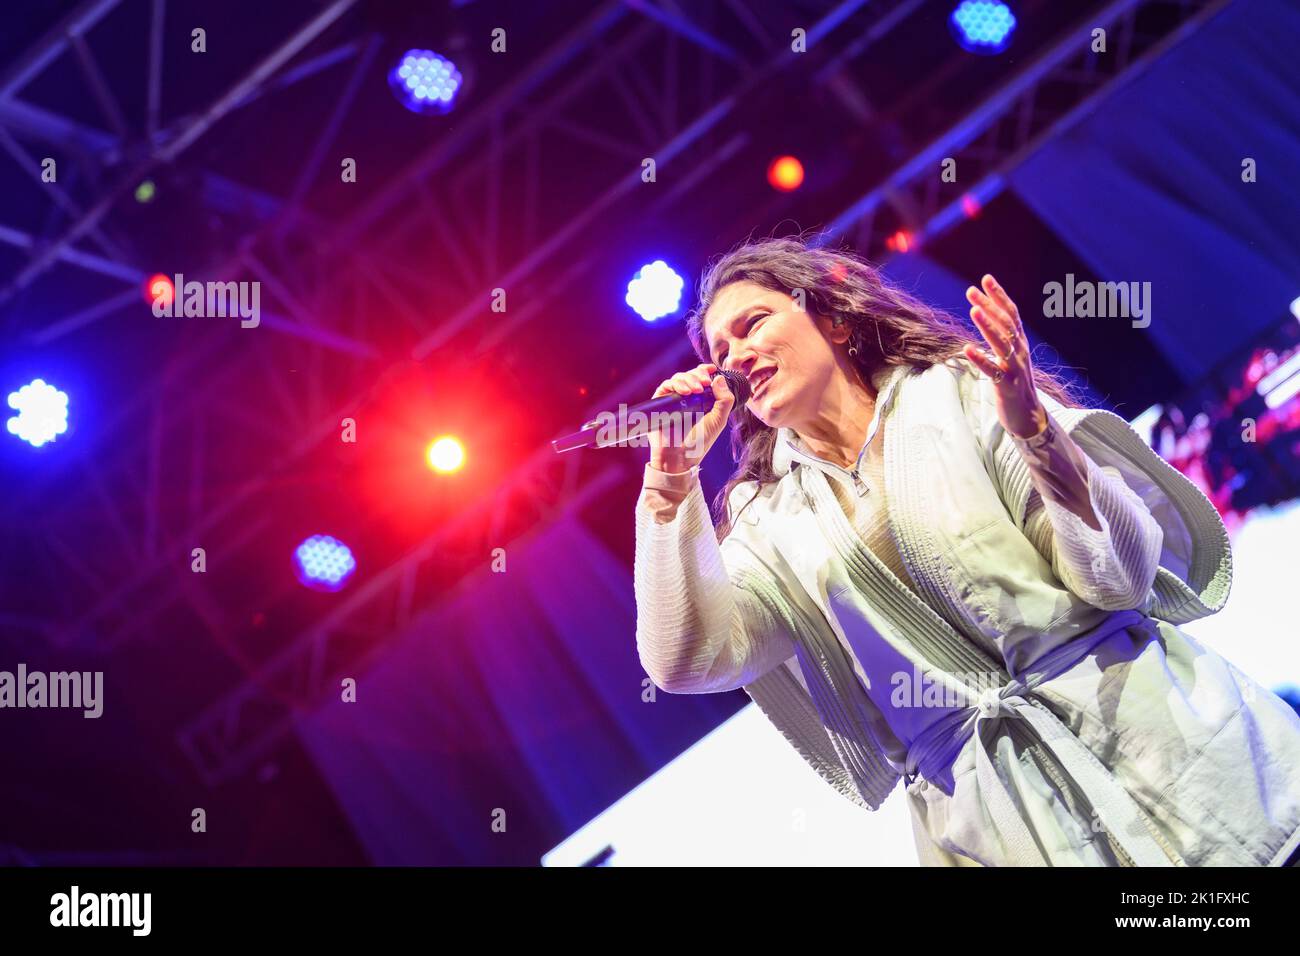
left=646, top=363, right=735, bottom=473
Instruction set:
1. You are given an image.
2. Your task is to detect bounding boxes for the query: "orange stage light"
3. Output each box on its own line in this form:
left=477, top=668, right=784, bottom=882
left=767, top=155, right=804, bottom=192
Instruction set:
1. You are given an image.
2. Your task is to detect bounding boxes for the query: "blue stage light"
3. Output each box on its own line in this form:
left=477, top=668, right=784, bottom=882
left=626, top=260, right=684, bottom=322
left=950, top=1, right=1017, bottom=54
left=294, top=534, right=357, bottom=591
left=388, top=49, right=463, bottom=115
left=6, top=378, right=69, bottom=447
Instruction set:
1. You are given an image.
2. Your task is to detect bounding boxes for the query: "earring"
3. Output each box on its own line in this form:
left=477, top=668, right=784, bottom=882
left=832, top=316, right=863, bottom=356
left=833, top=315, right=857, bottom=354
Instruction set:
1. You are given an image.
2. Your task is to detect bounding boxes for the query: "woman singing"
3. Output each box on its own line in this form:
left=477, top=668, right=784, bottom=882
left=633, top=235, right=1300, bottom=866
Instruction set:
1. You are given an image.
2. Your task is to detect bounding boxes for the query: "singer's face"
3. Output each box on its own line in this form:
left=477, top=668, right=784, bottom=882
left=703, top=280, right=844, bottom=428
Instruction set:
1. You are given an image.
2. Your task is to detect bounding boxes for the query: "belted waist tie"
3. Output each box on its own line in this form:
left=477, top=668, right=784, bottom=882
left=903, top=608, right=1175, bottom=866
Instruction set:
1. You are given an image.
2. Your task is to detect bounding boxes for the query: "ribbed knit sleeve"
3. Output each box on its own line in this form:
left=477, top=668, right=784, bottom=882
left=956, top=357, right=1220, bottom=621
left=633, top=474, right=797, bottom=694
left=1020, top=442, right=1164, bottom=612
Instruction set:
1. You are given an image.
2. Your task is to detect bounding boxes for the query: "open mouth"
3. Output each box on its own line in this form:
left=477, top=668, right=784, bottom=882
left=751, top=367, right=777, bottom=398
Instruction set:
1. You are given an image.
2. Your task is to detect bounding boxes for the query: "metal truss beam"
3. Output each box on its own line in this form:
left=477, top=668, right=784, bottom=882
left=820, top=0, right=1234, bottom=257
left=0, top=0, right=361, bottom=306
left=0, top=0, right=122, bottom=102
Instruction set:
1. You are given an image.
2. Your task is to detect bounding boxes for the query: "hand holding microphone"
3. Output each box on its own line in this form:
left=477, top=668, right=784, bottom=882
left=549, top=362, right=748, bottom=461
left=646, top=363, right=742, bottom=474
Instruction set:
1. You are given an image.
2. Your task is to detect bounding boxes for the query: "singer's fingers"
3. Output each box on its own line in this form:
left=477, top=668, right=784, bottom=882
left=670, top=372, right=704, bottom=393
left=655, top=367, right=720, bottom=399
left=695, top=367, right=721, bottom=388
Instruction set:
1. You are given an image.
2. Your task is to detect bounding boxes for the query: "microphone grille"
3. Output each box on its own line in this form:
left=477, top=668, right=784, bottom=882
left=718, top=368, right=750, bottom=404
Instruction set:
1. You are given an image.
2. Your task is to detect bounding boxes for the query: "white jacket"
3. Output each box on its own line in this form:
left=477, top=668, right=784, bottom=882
left=634, top=359, right=1300, bottom=865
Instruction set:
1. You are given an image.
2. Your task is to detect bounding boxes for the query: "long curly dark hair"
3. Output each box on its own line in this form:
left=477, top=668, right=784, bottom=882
left=683, top=231, right=1087, bottom=542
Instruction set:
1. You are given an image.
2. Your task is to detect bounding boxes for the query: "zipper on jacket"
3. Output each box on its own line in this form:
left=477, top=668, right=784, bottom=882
left=782, top=367, right=906, bottom=497
left=784, top=439, right=871, bottom=497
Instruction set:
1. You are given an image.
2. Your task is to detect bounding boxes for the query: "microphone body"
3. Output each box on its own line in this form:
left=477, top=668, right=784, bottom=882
left=551, top=369, right=749, bottom=453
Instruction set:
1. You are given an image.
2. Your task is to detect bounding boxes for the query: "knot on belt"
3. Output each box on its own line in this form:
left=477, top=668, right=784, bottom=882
left=904, top=678, right=1030, bottom=790
left=897, top=615, right=1179, bottom=866
left=973, top=680, right=1028, bottom=721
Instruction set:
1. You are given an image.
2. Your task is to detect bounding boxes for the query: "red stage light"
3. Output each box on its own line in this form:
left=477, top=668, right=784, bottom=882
left=767, top=155, right=804, bottom=192
left=886, top=230, right=914, bottom=253
left=144, top=272, right=173, bottom=309
left=344, top=360, right=527, bottom=545
left=961, top=194, right=981, bottom=218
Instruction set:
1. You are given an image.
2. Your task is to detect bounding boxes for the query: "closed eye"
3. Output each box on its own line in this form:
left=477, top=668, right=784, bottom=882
left=717, top=312, right=769, bottom=365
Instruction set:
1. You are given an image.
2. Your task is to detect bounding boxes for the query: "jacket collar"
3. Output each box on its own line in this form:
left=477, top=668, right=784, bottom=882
left=771, top=363, right=913, bottom=477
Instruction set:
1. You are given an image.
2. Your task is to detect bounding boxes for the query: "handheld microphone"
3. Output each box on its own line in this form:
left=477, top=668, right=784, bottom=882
left=551, top=369, right=750, bottom=453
